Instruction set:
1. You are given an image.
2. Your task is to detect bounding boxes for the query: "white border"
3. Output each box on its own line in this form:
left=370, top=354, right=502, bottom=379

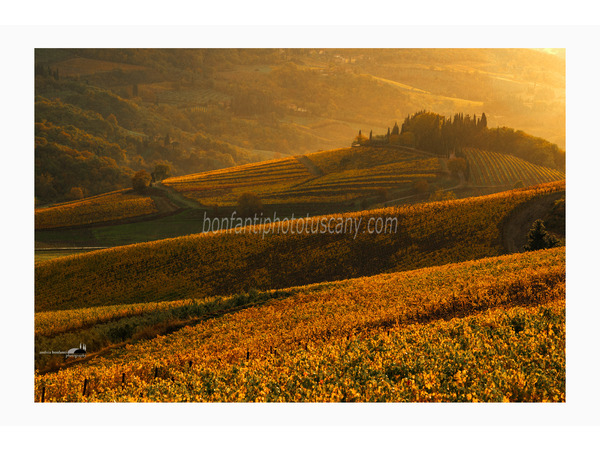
left=1, top=16, right=599, bottom=445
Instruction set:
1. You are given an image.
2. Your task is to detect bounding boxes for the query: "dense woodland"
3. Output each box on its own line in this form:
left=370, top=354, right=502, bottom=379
left=35, top=49, right=565, bottom=204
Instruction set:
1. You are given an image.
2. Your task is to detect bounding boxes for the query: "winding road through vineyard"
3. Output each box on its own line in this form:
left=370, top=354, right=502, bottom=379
left=501, top=190, right=564, bottom=253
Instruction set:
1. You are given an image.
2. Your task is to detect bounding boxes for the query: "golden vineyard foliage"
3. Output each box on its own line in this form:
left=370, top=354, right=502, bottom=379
left=36, top=297, right=213, bottom=337
left=35, top=181, right=565, bottom=312
left=163, top=147, right=443, bottom=206
left=35, top=189, right=159, bottom=229
left=464, top=148, right=565, bottom=187
left=164, top=157, right=310, bottom=205
left=287, top=158, right=440, bottom=200
left=308, top=146, right=435, bottom=172
left=35, top=247, right=565, bottom=402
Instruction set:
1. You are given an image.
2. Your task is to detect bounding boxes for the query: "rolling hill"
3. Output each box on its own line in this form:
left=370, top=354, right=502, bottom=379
left=463, top=148, right=565, bottom=187
left=32, top=49, right=567, bottom=405
left=35, top=181, right=564, bottom=313
left=35, top=246, right=565, bottom=402
left=34, top=188, right=179, bottom=230
left=35, top=49, right=565, bottom=204
left=35, top=143, right=564, bottom=237
left=163, top=146, right=444, bottom=210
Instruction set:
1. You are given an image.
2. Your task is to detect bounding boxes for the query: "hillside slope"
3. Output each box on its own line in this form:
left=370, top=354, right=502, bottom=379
left=464, top=148, right=564, bottom=187
left=35, top=146, right=448, bottom=231
left=36, top=49, right=565, bottom=203
left=35, top=181, right=564, bottom=312
left=35, top=142, right=566, bottom=234
left=163, top=146, right=444, bottom=210
left=35, top=247, right=565, bottom=402
left=35, top=189, right=179, bottom=230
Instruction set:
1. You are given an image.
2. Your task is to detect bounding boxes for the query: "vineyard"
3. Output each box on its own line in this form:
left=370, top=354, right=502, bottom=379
left=31, top=49, right=568, bottom=406
left=163, top=156, right=312, bottom=205
left=163, top=146, right=443, bottom=207
left=35, top=247, right=565, bottom=402
left=464, top=148, right=565, bottom=187
left=34, top=145, right=565, bottom=232
left=35, top=189, right=160, bottom=229
left=35, top=181, right=564, bottom=312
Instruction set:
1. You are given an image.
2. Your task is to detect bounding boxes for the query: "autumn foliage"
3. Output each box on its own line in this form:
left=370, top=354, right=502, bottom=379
left=35, top=189, right=159, bottom=229
left=35, top=247, right=565, bottom=402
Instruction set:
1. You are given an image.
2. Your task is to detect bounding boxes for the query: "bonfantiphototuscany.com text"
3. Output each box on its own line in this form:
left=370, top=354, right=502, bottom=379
left=202, top=211, right=398, bottom=239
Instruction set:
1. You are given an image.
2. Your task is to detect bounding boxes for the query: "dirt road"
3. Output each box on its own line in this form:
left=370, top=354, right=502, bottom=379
left=502, top=191, right=565, bottom=253
left=153, top=183, right=205, bottom=209
left=295, top=155, right=324, bottom=177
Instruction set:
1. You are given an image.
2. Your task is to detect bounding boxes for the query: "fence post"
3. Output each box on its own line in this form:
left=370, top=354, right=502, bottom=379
left=246, top=349, right=250, bottom=361
left=122, top=373, right=125, bottom=385
left=41, top=386, right=45, bottom=403
left=82, top=378, right=88, bottom=397
left=154, top=367, right=158, bottom=379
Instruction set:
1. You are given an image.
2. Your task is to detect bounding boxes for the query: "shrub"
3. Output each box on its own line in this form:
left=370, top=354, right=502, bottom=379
left=237, top=192, right=263, bottom=218
left=132, top=170, right=152, bottom=193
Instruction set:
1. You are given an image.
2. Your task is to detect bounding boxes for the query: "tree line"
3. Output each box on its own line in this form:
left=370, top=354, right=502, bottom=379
left=356, top=110, right=565, bottom=171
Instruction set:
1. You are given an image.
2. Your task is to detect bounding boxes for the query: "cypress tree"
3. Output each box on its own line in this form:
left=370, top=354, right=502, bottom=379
left=480, top=112, right=487, bottom=128
left=524, top=219, right=559, bottom=251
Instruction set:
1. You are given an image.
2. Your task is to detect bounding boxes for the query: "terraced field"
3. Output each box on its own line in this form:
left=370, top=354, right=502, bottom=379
left=464, top=148, right=565, bottom=187
left=34, top=146, right=564, bottom=235
left=163, top=156, right=311, bottom=205
left=35, top=189, right=161, bottom=229
left=163, top=146, right=443, bottom=207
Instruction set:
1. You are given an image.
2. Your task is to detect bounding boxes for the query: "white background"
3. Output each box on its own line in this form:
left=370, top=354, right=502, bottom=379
left=1, top=1, right=599, bottom=448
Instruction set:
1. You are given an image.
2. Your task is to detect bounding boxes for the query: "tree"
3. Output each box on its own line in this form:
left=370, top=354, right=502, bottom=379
left=132, top=170, right=152, bottom=193
left=66, top=187, right=84, bottom=201
left=237, top=192, right=263, bottom=217
left=106, top=114, right=118, bottom=127
left=354, top=130, right=368, bottom=146
left=391, top=122, right=400, bottom=135
left=398, top=131, right=415, bottom=147
left=35, top=173, right=57, bottom=202
left=447, top=157, right=467, bottom=177
left=152, top=163, right=172, bottom=182
left=523, top=219, right=559, bottom=251
left=480, top=112, right=487, bottom=128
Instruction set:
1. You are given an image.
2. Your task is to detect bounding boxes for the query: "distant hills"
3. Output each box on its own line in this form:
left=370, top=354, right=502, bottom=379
left=35, top=49, right=565, bottom=204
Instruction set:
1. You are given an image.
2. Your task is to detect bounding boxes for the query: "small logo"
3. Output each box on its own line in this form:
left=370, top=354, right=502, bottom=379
left=39, top=343, right=87, bottom=359
left=66, top=343, right=87, bottom=359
